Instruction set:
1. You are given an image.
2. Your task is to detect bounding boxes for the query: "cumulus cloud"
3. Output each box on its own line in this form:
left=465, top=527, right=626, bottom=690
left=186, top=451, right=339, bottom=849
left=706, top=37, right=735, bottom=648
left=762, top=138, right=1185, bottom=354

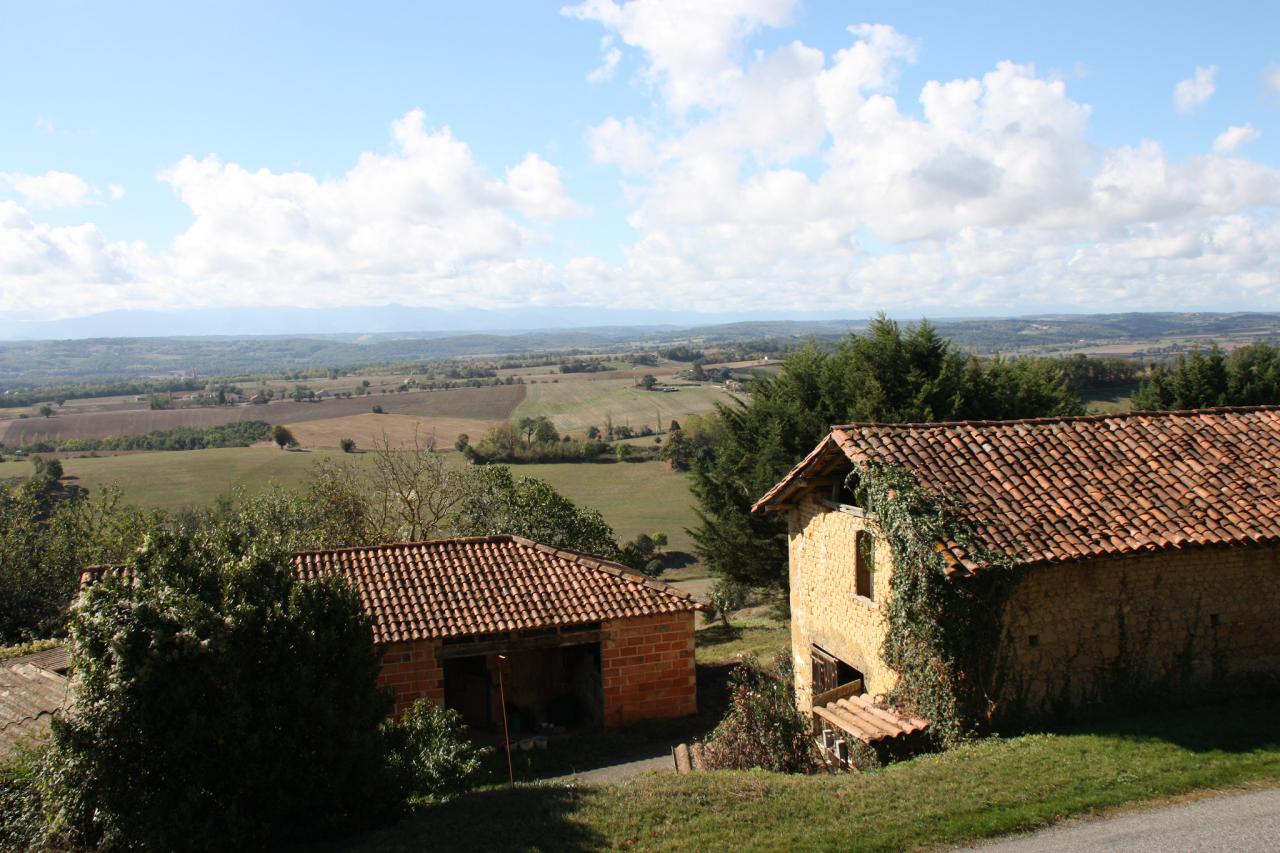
left=563, top=0, right=797, bottom=110
left=1213, top=123, right=1261, bottom=154
left=1174, top=65, right=1217, bottom=113
left=1, top=170, right=94, bottom=208
left=0, top=110, right=586, bottom=318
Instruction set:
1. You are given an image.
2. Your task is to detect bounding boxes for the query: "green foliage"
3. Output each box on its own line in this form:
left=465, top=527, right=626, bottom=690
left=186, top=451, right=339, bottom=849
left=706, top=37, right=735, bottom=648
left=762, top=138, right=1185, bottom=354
left=659, top=345, right=705, bottom=362
left=452, top=466, right=620, bottom=558
left=1133, top=343, right=1280, bottom=410
left=690, top=315, right=1083, bottom=594
left=15, top=420, right=272, bottom=454
left=44, top=533, right=399, bottom=850
left=701, top=652, right=819, bottom=773
left=704, top=578, right=750, bottom=627
left=272, top=424, right=298, bottom=449
left=386, top=700, right=485, bottom=802
left=0, top=742, right=47, bottom=851
left=854, top=463, right=1016, bottom=746
left=474, top=419, right=607, bottom=463
left=0, top=484, right=157, bottom=642
left=618, top=532, right=666, bottom=574
left=340, top=437, right=357, bottom=453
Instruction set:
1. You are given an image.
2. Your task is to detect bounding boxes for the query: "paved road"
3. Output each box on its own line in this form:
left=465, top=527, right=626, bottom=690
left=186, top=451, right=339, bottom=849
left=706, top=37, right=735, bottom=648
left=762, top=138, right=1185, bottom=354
left=966, top=787, right=1280, bottom=852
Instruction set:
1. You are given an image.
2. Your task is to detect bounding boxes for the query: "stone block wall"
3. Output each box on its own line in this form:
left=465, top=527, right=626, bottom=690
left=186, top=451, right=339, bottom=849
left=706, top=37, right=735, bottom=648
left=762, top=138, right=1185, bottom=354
left=789, top=495, right=896, bottom=711
left=601, top=611, right=698, bottom=728
left=996, top=544, right=1280, bottom=719
left=377, top=638, right=445, bottom=717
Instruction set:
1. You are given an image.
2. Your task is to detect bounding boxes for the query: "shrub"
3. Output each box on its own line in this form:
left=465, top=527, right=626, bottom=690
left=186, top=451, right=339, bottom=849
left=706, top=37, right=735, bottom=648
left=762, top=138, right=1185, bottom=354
left=0, top=743, right=47, bottom=851
left=387, top=700, right=485, bottom=802
left=372, top=404, right=384, bottom=413
left=701, top=653, right=819, bottom=773
left=340, top=437, right=357, bottom=453
left=704, top=578, right=750, bottom=627
left=44, top=533, right=400, bottom=850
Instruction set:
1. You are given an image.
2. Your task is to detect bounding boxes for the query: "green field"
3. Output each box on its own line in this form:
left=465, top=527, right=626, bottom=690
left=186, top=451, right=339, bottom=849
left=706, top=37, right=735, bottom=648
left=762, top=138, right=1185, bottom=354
left=39, top=449, right=702, bottom=557
left=516, top=377, right=739, bottom=436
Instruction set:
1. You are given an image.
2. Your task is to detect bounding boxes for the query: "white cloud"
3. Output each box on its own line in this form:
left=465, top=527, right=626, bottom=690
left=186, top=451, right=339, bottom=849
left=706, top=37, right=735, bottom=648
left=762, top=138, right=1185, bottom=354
left=1174, top=65, right=1217, bottom=113
left=1267, top=66, right=1280, bottom=96
left=562, top=0, right=797, bottom=110
left=587, top=35, right=622, bottom=82
left=1213, top=123, right=1261, bottom=154
left=108, top=183, right=126, bottom=200
left=34, top=117, right=55, bottom=135
left=587, top=116, right=659, bottom=172
left=1, top=170, right=94, bottom=208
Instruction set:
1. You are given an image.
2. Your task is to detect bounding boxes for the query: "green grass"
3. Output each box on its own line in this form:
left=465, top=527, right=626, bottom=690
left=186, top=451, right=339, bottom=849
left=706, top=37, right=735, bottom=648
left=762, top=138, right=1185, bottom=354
left=694, top=618, right=791, bottom=666
left=43, top=449, right=702, bottom=557
left=516, top=377, right=736, bottom=437
left=318, top=696, right=1280, bottom=853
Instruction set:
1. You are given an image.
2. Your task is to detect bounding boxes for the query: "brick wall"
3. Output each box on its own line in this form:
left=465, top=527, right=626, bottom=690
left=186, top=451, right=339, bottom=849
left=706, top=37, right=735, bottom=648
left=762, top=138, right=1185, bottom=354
left=377, top=638, right=445, bottom=716
left=601, top=611, right=697, bottom=728
left=996, top=544, right=1280, bottom=719
left=789, top=495, right=896, bottom=711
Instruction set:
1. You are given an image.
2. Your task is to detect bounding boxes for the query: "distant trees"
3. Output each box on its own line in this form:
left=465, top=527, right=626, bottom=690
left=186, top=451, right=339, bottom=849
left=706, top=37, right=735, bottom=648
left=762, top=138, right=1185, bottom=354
left=38, top=404, right=53, bottom=418
left=272, top=425, right=297, bottom=449
left=639, top=374, right=658, bottom=390
left=339, top=437, right=356, bottom=453
left=690, top=315, right=1084, bottom=594
left=1132, top=343, right=1280, bottom=410
left=660, top=345, right=705, bottom=362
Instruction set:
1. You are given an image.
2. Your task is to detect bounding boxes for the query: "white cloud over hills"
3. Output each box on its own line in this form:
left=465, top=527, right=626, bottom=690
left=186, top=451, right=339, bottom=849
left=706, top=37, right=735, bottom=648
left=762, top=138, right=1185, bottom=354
left=2, top=1, right=1279, bottom=320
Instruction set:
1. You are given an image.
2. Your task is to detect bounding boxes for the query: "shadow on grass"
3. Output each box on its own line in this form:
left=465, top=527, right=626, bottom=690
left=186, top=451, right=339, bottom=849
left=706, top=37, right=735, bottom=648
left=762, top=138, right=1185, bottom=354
left=1047, top=693, right=1280, bottom=754
left=308, top=785, right=606, bottom=853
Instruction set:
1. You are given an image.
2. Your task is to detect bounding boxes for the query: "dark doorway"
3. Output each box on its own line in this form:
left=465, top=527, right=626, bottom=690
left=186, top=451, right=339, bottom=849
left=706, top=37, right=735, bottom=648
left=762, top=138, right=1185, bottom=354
left=812, top=645, right=863, bottom=696
left=444, top=655, right=492, bottom=730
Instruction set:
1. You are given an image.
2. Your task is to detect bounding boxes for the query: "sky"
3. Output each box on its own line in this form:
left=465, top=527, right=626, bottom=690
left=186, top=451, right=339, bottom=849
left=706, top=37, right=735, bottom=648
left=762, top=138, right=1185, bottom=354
left=2, top=0, right=1279, bottom=326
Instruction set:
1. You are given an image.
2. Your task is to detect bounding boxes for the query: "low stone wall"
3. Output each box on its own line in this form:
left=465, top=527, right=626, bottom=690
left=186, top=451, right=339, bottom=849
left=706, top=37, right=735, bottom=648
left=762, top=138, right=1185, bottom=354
left=601, top=611, right=698, bottom=728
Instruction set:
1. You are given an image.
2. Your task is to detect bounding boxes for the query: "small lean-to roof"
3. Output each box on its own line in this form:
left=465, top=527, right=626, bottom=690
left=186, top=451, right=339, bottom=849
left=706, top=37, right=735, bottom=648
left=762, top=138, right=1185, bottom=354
left=294, top=535, right=704, bottom=644
left=0, top=647, right=73, bottom=757
left=754, top=406, right=1280, bottom=570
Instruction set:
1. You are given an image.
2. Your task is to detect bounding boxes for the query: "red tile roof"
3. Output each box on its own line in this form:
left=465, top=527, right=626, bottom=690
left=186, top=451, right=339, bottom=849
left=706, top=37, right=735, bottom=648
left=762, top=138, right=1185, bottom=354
left=1, top=648, right=73, bottom=757
left=294, top=535, right=703, bottom=644
left=754, top=406, right=1280, bottom=570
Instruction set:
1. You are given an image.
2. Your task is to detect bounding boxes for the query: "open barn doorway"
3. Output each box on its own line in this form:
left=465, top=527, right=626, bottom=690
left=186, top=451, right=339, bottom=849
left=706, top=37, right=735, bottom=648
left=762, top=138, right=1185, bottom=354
left=441, top=637, right=603, bottom=739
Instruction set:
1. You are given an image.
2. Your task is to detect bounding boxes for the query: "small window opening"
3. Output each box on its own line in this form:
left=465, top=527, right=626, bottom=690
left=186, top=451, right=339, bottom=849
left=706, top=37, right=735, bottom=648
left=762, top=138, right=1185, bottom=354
left=855, top=530, right=874, bottom=601
left=1209, top=614, right=1221, bottom=628
left=812, top=645, right=863, bottom=697
left=1028, top=635, right=1040, bottom=648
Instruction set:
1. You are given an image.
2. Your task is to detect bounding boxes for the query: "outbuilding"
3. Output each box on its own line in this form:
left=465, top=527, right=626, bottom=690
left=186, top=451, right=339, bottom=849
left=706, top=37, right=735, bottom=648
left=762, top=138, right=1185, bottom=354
left=294, top=535, right=702, bottom=733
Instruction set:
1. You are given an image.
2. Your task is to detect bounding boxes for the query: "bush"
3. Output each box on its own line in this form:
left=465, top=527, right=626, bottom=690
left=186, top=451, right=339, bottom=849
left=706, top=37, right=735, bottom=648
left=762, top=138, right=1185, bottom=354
left=44, top=533, right=400, bottom=850
left=340, top=437, right=357, bottom=453
left=0, top=743, right=47, bottom=851
left=701, top=653, right=820, bottom=773
left=387, top=700, right=485, bottom=802
left=704, top=578, right=750, bottom=627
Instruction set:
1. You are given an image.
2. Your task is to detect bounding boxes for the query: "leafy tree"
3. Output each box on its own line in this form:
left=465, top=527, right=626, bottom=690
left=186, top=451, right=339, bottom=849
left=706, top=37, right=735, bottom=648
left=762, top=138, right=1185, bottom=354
left=339, top=437, right=357, bottom=453
left=690, top=315, right=1083, bottom=594
left=451, top=466, right=619, bottom=558
left=385, top=700, right=484, bottom=803
left=639, top=374, right=657, bottom=390
left=586, top=425, right=600, bottom=439
left=38, top=404, right=53, bottom=418
left=616, top=443, right=633, bottom=462
left=272, top=425, right=297, bottom=449
left=372, top=404, right=384, bottom=414
left=1132, top=343, right=1280, bottom=410
left=453, top=434, right=470, bottom=453
left=44, top=533, right=399, bottom=849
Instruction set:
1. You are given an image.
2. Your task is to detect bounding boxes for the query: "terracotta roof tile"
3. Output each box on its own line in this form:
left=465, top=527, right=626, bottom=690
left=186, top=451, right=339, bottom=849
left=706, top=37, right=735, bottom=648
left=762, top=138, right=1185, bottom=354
left=1, top=648, right=73, bottom=757
left=294, top=535, right=703, bottom=644
left=755, top=406, right=1280, bottom=568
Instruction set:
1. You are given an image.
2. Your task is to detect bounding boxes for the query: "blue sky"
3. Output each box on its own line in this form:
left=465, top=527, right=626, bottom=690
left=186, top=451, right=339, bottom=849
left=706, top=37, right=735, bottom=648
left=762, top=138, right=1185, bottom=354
left=2, top=0, right=1278, bottom=326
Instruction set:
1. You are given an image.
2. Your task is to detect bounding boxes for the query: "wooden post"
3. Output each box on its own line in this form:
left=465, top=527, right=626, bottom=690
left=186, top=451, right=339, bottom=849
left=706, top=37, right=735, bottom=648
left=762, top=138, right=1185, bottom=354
left=497, top=654, right=514, bottom=785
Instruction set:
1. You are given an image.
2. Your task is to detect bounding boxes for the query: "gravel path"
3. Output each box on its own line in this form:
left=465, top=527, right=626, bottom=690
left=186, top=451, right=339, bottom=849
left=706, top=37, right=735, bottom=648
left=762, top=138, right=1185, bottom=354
left=963, top=787, right=1280, bottom=852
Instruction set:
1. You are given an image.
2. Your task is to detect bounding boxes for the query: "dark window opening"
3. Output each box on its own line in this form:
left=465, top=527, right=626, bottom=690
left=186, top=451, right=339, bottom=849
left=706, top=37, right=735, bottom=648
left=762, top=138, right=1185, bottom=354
left=1210, top=614, right=1221, bottom=628
left=1028, top=634, right=1040, bottom=648
left=443, top=643, right=603, bottom=737
left=855, top=530, right=874, bottom=601
left=812, top=645, right=864, bottom=698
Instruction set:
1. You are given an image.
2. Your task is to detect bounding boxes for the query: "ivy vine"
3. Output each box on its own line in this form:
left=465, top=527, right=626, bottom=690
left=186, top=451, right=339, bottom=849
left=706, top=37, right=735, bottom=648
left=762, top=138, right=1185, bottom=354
left=851, top=462, right=1017, bottom=746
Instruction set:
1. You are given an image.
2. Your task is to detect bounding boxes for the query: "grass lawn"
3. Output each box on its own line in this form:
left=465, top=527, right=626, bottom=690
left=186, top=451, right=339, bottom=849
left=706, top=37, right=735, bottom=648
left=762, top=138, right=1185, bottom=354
left=320, top=696, right=1280, bottom=852
left=515, top=376, right=739, bottom=437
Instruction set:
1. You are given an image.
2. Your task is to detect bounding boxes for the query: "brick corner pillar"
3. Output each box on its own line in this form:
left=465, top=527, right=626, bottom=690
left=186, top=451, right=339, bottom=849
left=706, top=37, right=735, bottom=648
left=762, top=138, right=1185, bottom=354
left=601, top=610, right=698, bottom=728
left=376, top=638, right=445, bottom=718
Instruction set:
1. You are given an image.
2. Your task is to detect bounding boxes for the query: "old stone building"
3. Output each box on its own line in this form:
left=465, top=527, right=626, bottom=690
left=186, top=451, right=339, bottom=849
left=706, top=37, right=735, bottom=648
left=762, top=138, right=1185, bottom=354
left=294, top=535, right=702, bottom=731
left=754, top=406, right=1280, bottom=745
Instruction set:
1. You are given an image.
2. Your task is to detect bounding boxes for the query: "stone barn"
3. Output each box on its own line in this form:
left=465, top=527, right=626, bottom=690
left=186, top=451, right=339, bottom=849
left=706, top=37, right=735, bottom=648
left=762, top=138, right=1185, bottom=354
left=295, top=535, right=702, bottom=732
left=754, top=406, right=1280, bottom=751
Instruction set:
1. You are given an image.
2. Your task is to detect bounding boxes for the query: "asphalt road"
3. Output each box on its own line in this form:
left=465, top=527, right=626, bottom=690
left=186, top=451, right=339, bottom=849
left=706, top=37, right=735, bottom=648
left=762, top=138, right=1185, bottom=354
left=966, top=787, right=1280, bottom=852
